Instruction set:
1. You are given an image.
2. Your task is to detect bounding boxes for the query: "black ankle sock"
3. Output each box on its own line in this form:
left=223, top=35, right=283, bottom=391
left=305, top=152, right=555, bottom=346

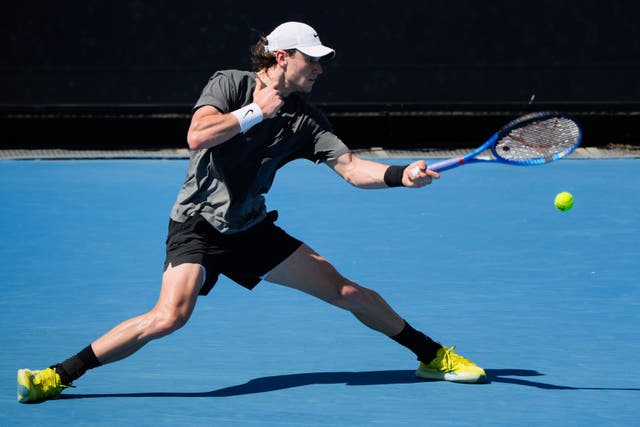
left=52, top=345, right=102, bottom=386
left=391, top=321, right=442, bottom=363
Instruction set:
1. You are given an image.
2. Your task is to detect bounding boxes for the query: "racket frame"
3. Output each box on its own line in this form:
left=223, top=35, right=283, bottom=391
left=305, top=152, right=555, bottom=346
left=428, top=111, right=582, bottom=172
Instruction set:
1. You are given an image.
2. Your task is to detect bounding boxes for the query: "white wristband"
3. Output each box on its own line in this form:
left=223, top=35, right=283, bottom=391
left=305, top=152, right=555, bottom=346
left=230, top=103, right=263, bottom=133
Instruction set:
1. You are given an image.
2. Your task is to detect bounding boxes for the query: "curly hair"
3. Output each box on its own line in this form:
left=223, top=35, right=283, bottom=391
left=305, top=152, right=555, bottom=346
left=250, top=36, right=296, bottom=71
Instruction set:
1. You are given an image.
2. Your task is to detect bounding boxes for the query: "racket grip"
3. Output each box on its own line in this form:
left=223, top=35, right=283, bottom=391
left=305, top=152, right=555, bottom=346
left=410, top=157, right=463, bottom=176
left=427, top=157, right=465, bottom=172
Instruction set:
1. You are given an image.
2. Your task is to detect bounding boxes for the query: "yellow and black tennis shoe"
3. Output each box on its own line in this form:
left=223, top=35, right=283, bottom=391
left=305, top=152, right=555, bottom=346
left=415, top=346, right=486, bottom=383
left=17, top=367, right=70, bottom=403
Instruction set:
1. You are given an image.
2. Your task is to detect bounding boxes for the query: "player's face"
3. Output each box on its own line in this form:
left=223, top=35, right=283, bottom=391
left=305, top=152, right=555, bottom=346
left=284, top=50, right=323, bottom=94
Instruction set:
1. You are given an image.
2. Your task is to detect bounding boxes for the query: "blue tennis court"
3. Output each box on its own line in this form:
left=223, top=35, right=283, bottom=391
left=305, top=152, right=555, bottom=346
left=1, top=157, right=639, bottom=426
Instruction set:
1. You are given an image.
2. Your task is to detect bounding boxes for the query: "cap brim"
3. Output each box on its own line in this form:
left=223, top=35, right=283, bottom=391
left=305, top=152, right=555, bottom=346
left=297, top=45, right=335, bottom=59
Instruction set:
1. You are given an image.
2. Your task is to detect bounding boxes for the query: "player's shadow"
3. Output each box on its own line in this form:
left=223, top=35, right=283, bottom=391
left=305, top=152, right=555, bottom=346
left=485, top=369, right=640, bottom=390
left=60, top=368, right=640, bottom=400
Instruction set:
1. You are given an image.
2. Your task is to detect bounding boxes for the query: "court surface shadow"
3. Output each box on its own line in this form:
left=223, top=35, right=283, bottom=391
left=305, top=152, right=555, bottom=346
left=59, top=368, right=640, bottom=400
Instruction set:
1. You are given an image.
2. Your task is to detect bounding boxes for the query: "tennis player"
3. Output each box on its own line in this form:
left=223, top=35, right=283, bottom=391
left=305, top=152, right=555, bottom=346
left=18, top=21, right=485, bottom=403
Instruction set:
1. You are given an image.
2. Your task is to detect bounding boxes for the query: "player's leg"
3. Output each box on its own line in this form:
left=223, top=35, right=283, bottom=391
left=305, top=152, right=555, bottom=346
left=265, top=243, right=405, bottom=336
left=264, top=243, right=440, bottom=353
left=263, top=243, right=486, bottom=383
left=91, top=262, right=203, bottom=364
left=17, top=262, right=203, bottom=402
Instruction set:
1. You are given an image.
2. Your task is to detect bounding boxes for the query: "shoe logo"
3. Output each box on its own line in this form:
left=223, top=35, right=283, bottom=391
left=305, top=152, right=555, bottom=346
left=243, top=109, right=254, bottom=118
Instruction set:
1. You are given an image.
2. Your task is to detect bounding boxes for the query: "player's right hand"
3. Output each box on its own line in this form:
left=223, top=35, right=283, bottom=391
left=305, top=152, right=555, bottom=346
left=253, top=79, right=283, bottom=119
left=406, top=160, right=440, bottom=187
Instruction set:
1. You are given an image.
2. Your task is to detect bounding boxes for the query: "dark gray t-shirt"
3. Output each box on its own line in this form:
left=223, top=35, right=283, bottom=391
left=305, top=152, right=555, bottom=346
left=170, top=70, right=350, bottom=233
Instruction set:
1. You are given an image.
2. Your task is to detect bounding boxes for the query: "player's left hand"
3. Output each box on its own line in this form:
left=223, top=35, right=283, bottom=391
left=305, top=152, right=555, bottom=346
left=404, top=160, right=440, bottom=187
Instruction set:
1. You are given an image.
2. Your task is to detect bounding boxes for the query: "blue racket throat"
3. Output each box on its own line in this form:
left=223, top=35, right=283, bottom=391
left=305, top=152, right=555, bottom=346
left=426, top=111, right=582, bottom=173
left=428, top=134, right=498, bottom=172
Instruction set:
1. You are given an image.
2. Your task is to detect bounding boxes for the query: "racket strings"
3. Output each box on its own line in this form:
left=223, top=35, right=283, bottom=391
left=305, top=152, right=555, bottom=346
left=494, top=117, right=580, bottom=163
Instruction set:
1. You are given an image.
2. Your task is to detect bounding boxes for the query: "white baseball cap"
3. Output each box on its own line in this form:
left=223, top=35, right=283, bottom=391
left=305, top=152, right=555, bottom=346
left=265, top=22, right=335, bottom=59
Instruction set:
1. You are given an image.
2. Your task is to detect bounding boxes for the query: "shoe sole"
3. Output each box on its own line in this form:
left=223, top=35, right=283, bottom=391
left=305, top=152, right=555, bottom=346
left=415, top=369, right=486, bottom=383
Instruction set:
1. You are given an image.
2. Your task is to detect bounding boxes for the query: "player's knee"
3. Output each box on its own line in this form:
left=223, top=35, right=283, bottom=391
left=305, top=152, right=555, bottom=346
left=339, top=283, right=360, bottom=300
left=337, top=281, right=375, bottom=309
left=149, top=309, right=191, bottom=338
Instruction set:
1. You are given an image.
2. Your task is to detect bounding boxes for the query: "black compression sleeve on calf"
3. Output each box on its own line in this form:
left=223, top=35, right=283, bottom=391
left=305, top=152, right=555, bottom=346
left=383, top=165, right=408, bottom=187
left=391, top=321, right=443, bottom=363
left=52, top=345, right=102, bottom=386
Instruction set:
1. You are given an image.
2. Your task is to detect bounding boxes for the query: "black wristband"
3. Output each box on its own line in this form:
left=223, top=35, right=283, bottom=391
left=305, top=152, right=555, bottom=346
left=383, top=165, right=408, bottom=187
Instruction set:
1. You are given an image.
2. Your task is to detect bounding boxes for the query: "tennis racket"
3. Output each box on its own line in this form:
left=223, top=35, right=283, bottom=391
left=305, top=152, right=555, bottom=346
left=412, top=111, right=582, bottom=174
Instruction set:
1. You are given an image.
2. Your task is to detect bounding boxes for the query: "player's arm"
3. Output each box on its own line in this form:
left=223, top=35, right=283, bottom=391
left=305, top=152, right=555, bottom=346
left=328, top=152, right=439, bottom=189
left=186, top=106, right=241, bottom=150
left=187, top=79, right=284, bottom=150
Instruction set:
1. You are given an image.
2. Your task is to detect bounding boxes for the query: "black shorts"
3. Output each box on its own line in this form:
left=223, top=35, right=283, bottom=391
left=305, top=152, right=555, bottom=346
left=164, top=211, right=302, bottom=295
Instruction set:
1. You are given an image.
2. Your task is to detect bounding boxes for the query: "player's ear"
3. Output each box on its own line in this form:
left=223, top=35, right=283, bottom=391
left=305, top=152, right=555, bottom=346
left=275, top=50, right=288, bottom=66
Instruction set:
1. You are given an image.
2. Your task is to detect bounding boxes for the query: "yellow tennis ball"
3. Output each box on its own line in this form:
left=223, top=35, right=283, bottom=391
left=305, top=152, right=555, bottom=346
left=554, top=191, right=574, bottom=211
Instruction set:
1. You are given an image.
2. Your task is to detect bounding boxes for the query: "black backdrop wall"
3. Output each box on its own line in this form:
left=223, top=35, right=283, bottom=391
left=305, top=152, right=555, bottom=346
left=2, top=0, right=639, bottom=149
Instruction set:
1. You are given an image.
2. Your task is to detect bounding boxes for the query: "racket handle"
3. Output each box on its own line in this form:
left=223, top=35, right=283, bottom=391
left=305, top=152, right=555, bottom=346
left=427, top=157, right=465, bottom=172
left=409, top=157, right=464, bottom=177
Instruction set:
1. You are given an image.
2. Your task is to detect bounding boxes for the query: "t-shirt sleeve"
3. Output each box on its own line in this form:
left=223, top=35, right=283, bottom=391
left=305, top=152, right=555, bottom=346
left=193, top=71, right=242, bottom=114
left=302, top=105, right=350, bottom=163
left=311, top=128, right=350, bottom=163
